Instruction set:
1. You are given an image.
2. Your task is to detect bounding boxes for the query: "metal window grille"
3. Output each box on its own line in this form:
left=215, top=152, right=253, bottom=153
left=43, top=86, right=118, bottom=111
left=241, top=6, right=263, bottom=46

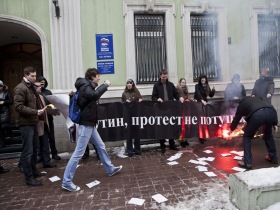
left=134, top=14, right=167, bottom=84
left=258, top=15, right=280, bottom=77
left=191, top=14, right=220, bottom=81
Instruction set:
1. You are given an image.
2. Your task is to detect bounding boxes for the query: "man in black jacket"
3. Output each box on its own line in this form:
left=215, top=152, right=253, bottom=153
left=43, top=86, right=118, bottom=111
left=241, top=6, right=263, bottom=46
left=251, top=67, right=274, bottom=104
left=37, top=76, right=61, bottom=160
left=62, top=68, right=122, bottom=192
left=152, top=70, right=184, bottom=153
left=228, top=96, right=278, bottom=169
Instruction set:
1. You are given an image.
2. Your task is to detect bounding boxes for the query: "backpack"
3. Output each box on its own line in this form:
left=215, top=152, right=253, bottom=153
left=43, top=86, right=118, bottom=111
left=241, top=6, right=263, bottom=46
left=69, top=91, right=81, bottom=124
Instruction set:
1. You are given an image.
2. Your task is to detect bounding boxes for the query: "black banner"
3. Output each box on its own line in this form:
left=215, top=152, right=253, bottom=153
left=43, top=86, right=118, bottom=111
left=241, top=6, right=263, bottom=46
left=97, top=100, right=243, bottom=142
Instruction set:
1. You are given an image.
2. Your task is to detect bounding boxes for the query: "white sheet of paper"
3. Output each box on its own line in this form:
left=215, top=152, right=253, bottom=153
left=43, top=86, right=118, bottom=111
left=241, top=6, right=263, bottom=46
left=196, top=166, right=208, bottom=172
left=203, top=150, right=213, bottom=154
left=167, top=153, right=182, bottom=161
left=117, top=154, right=128, bottom=158
left=189, top=159, right=208, bottom=166
left=49, top=176, right=61, bottom=182
left=128, top=198, right=145, bottom=206
left=221, top=153, right=231, bottom=157
left=152, top=194, right=168, bottom=203
left=232, top=167, right=246, bottom=172
left=199, top=157, right=215, bottom=161
left=230, top=151, right=244, bottom=156
left=204, top=172, right=217, bottom=177
left=167, top=161, right=178, bottom=165
left=233, top=156, right=243, bottom=160
left=86, top=180, right=100, bottom=188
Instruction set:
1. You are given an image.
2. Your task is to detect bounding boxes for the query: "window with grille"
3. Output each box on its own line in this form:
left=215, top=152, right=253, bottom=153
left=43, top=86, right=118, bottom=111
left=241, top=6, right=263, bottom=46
left=134, top=14, right=166, bottom=84
left=258, top=15, right=280, bottom=77
left=191, top=14, right=220, bottom=81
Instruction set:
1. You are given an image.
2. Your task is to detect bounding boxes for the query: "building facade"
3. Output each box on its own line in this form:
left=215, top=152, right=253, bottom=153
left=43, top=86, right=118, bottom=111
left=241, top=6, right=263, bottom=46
left=0, top=0, right=280, bottom=151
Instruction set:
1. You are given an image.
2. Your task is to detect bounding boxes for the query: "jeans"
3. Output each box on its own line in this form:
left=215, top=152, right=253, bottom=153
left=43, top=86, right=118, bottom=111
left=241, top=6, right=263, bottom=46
left=62, top=125, right=115, bottom=186
left=19, top=125, right=39, bottom=181
left=126, top=139, right=141, bottom=155
left=243, top=108, right=278, bottom=165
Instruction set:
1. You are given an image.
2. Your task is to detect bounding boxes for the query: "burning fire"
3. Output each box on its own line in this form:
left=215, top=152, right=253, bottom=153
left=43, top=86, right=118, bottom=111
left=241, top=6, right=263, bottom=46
left=222, top=124, right=263, bottom=139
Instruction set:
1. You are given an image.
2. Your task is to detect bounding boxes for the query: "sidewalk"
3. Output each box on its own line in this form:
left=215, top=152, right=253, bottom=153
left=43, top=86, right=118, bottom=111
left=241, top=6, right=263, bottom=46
left=0, top=136, right=279, bottom=210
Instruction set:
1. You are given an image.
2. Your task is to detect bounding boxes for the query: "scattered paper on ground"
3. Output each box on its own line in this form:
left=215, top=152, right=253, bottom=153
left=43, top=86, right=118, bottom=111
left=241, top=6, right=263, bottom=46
left=204, top=172, right=217, bottom=177
left=86, top=180, right=100, bottom=188
left=128, top=198, right=145, bottom=206
left=152, top=194, right=168, bottom=203
left=233, top=156, right=243, bottom=160
left=167, top=161, right=178, bottom=166
left=189, top=159, right=208, bottom=166
left=167, top=153, right=182, bottom=161
left=196, top=166, right=208, bottom=172
left=49, top=176, right=61, bottom=182
left=203, top=150, right=213, bottom=154
left=230, top=150, right=244, bottom=156
left=198, top=157, right=215, bottom=162
left=117, top=154, right=128, bottom=158
left=221, top=153, right=231, bottom=157
left=232, top=167, right=246, bottom=172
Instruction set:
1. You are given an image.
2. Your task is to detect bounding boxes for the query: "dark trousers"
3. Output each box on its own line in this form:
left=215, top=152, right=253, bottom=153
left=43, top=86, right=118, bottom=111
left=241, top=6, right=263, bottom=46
left=48, top=118, right=58, bottom=156
left=160, top=139, right=175, bottom=148
left=243, top=108, right=278, bottom=165
left=126, top=139, right=141, bottom=155
left=19, top=125, right=38, bottom=181
left=39, top=124, right=51, bottom=165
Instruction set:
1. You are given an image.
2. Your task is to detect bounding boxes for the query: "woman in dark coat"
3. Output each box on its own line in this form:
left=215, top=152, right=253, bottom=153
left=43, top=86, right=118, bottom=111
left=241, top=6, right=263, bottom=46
left=122, top=79, right=142, bottom=157
left=194, top=75, right=215, bottom=144
left=0, top=80, right=13, bottom=148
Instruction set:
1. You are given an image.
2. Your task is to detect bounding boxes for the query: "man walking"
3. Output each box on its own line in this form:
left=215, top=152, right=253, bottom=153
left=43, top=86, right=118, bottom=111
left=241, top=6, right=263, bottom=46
left=228, top=96, right=278, bottom=169
left=152, top=70, right=184, bottom=153
left=14, top=66, right=46, bottom=186
left=62, top=68, right=122, bottom=192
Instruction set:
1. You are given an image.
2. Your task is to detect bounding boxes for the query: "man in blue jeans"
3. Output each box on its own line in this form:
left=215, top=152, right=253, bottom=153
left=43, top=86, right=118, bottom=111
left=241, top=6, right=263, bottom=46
left=62, top=68, right=122, bottom=192
left=229, top=96, right=278, bottom=169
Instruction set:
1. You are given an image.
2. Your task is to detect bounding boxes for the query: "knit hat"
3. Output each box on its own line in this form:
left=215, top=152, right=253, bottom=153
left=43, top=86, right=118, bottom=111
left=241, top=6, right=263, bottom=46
left=0, top=80, right=3, bottom=86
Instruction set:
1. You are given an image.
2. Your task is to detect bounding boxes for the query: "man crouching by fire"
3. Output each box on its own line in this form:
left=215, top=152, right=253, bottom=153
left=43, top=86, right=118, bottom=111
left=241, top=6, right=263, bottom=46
left=228, top=96, right=278, bottom=169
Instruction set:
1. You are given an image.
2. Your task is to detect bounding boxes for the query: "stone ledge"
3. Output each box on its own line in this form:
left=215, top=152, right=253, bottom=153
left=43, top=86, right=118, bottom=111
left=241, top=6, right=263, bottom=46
left=229, top=166, right=280, bottom=210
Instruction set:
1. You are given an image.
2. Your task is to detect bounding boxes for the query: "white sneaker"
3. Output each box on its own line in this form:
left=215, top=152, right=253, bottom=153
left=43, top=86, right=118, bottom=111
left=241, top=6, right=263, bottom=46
left=108, top=165, right=123, bottom=177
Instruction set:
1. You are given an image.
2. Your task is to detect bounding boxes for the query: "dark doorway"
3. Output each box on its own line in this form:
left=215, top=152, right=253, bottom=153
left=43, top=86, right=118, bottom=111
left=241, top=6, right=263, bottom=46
left=0, top=43, right=43, bottom=123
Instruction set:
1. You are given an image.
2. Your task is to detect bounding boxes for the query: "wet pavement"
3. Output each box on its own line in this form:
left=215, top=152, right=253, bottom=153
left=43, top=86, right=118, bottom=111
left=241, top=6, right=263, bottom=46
left=0, top=135, right=279, bottom=210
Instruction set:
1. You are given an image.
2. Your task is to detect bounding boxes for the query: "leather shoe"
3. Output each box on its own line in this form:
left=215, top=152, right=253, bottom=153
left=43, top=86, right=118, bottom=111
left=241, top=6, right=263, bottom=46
left=26, top=179, right=42, bottom=186
left=43, top=163, right=57, bottom=168
left=170, top=145, right=179, bottom=151
left=265, top=155, right=278, bottom=164
left=0, top=165, right=9, bottom=173
left=33, top=171, right=46, bottom=178
left=52, top=154, right=61, bottom=160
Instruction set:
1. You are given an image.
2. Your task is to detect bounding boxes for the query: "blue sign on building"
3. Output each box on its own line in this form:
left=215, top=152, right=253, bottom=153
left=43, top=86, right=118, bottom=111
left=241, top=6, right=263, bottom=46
left=97, top=61, right=114, bottom=74
left=96, top=34, right=114, bottom=60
